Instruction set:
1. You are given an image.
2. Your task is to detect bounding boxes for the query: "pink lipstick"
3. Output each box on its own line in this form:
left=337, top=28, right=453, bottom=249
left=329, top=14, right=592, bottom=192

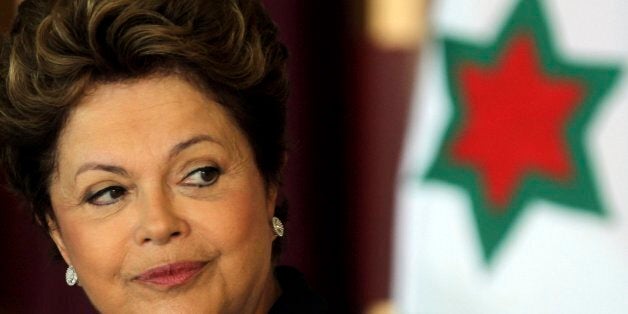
left=135, top=261, right=206, bottom=288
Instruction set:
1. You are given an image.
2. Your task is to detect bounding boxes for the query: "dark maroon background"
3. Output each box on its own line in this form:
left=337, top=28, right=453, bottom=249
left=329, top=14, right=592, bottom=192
left=0, top=1, right=418, bottom=312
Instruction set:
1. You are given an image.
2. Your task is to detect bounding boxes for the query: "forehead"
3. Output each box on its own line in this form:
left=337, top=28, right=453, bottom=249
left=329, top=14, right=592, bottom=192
left=55, top=75, right=246, bottom=167
left=69, top=76, right=225, bottom=130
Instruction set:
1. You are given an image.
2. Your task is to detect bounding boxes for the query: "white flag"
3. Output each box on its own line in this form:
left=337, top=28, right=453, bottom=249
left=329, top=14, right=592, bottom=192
left=393, top=0, right=628, bottom=313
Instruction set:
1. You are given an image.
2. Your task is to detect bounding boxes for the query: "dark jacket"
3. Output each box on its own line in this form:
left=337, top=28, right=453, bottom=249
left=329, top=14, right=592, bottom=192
left=269, top=266, right=327, bottom=313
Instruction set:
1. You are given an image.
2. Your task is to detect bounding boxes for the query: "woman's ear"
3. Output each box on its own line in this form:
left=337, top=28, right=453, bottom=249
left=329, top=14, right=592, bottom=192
left=47, top=216, right=71, bottom=265
left=266, top=184, right=279, bottom=219
left=266, top=152, right=288, bottom=218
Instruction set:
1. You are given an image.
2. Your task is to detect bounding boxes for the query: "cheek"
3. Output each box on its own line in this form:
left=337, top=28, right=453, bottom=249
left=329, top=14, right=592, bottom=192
left=56, top=211, right=131, bottom=284
left=49, top=182, right=131, bottom=277
left=194, top=188, right=270, bottom=250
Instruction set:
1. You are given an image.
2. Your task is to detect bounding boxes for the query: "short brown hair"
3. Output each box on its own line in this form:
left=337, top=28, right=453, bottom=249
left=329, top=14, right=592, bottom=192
left=0, top=0, right=289, bottom=257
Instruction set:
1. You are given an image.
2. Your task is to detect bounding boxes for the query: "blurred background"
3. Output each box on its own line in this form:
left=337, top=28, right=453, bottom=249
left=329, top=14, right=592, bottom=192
left=4, top=0, right=628, bottom=313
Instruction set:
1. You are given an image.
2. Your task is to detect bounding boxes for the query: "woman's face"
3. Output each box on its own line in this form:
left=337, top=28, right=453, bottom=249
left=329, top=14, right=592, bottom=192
left=48, top=75, right=279, bottom=313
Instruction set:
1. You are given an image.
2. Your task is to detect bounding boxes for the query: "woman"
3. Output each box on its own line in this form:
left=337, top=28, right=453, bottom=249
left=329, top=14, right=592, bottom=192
left=0, top=0, right=325, bottom=312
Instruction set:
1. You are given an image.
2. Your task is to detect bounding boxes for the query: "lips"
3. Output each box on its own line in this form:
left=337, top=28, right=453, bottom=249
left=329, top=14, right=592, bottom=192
left=135, top=261, right=207, bottom=288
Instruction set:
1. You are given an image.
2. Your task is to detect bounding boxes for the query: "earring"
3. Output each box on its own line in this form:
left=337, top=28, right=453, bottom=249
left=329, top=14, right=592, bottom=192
left=272, top=216, right=284, bottom=237
left=65, top=265, right=78, bottom=286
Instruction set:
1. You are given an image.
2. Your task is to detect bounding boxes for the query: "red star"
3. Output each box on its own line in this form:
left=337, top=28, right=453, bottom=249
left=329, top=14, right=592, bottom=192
left=452, top=34, right=584, bottom=211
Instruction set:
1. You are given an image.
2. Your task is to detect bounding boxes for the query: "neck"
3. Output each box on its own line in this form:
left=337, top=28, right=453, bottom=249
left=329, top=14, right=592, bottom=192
left=254, top=268, right=281, bottom=314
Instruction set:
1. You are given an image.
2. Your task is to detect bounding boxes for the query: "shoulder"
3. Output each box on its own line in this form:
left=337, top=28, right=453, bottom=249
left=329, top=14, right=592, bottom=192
left=269, top=266, right=328, bottom=314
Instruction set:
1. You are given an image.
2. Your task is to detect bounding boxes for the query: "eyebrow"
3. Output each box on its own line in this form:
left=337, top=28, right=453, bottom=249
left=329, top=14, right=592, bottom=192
left=168, top=135, right=221, bottom=160
left=74, top=134, right=221, bottom=180
left=74, top=164, right=129, bottom=181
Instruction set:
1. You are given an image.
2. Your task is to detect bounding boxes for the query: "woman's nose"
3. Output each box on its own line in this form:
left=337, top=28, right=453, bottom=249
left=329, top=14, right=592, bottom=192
left=133, top=186, right=190, bottom=246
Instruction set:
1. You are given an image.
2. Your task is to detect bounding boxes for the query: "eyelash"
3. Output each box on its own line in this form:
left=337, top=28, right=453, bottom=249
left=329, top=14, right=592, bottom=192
left=181, top=166, right=222, bottom=187
left=85, top=186, right=127, bottom=206
left=83, top=166, right=221, bottom=206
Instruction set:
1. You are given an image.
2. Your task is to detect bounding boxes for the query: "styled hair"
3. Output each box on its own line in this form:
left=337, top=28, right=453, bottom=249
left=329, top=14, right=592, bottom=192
left=0, top=0, right=288, bottom=258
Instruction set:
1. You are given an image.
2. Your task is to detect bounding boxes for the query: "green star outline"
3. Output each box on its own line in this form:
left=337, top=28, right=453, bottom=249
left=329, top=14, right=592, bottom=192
left=424, top=0, right=621, bottom=263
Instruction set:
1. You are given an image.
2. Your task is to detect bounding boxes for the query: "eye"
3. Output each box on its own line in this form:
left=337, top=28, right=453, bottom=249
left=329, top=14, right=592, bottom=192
left=86, top=186, right=127, bottom=206
left=182, top=166, right=221, bottom=187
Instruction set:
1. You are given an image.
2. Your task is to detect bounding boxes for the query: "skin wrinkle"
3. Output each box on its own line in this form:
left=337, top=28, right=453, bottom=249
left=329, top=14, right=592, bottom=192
left=0, top=1, right=289, bottom=310
left=47, top=75, right=279, bottom=313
